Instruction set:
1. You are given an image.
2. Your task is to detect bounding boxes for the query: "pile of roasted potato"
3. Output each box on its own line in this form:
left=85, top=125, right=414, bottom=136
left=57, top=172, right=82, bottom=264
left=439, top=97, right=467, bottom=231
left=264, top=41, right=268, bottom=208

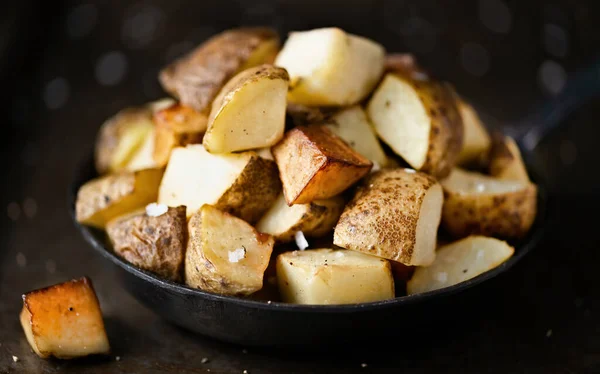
left=75, top=27, right=538, bottom=305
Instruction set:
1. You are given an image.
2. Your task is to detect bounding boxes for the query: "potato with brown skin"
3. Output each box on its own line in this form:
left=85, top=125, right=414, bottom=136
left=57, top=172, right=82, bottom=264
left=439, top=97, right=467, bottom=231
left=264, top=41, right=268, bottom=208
left=106, top=206, right=187, bottom=281
left=158, top=145, right=280, bottom=222
left=333, top=168, right=444, bottom=266
left=159, top=28, right=279, bottom=113
left=488, top=133, right=530, bottom=182
left=367, top=72, right=464, bottom=178
left=272, top=125, right=372, bottom=205
left=20, top=277, right=110, bottom=359
left=185, top=205, right=275, bottom=296
left=203, top=65, right=289, bottom=153
left=76, top=168, right=163, bottom=229
left=256, top=193, right=345, bottom=242
left=440, top=168, right=537, bottom=239
left=153, top=103, right=208, bottom=167
left=455, top=99, right=491, bottom=167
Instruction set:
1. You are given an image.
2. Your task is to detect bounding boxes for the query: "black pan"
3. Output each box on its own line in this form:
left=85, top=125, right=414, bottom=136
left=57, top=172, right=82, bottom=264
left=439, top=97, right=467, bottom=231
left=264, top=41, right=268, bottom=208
left=68, top=58, right=599, bottom=347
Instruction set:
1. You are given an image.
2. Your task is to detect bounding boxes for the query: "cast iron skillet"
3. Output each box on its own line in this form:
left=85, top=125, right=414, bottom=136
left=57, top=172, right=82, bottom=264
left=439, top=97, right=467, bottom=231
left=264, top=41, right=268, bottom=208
left=69, top=58, right=599, bottom=347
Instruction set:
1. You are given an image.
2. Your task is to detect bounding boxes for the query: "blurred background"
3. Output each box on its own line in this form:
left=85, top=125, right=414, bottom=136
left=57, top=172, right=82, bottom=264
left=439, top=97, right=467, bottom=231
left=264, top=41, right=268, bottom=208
left=0, top=1, right=599, bottom=373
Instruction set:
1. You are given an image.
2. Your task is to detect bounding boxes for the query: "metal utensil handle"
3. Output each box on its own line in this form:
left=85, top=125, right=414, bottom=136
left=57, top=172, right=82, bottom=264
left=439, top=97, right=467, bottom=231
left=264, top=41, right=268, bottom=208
left=514, top=58, right=600, bottom=152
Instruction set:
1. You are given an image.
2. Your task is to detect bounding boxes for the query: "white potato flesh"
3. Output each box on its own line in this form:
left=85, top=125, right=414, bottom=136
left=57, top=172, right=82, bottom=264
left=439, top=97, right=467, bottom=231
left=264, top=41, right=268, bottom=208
left=407, top=236, right=514, bottom=295
left=158, top=145, right=249, bottom=218
left=275, top=28, right=385, bottom=106
left=256, top=194, right=311, bottom=236
left=456, top=100, right=491, bottom=165
left=442, top=168, right=528, bottom=195
left=256, top=147, right=274, bottom=160
left=367, top=74, right=430, bottom=169
left=413, top=183, right=444, bottom=266
left=125, top=127, right=157, bottom=171
left=325, top=106, right=388, bottom=166
left=277, top=249, right=394, bottom=305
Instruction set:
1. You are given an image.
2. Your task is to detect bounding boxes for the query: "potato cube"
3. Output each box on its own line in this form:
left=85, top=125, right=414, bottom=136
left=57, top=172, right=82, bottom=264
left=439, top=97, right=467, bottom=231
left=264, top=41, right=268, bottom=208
left=203, top=65, right=289, bottom=153
left=275, top=27, right=385, bottom=106
left=185, top=205, right=275, bottom=296
left=153, top=103, right=208, bottom=167
left=106, top=205, right=187, bottom=281
left=276, top=249, right=394, bottom=305
left=334, top=169, right=443, bottom=266
left=256, top=193, right=344, bottom=242
left=407, top=236, right=514, bottom=295
left=272, top=125, right=372, bottom=205
left=158, top=145, right=280, bottom=222
left=20, top=277, right=110, bottom=359
left=75, top=168, right=163, bottom=229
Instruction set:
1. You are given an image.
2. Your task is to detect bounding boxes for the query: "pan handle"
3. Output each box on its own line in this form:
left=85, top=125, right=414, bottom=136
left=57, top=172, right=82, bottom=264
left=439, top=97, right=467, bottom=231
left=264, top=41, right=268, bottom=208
left=510, top=57, right=600, bottom=152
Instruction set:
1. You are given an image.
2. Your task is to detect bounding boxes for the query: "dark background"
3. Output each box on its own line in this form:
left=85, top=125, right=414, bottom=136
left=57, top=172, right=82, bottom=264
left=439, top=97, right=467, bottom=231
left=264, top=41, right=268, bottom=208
left=0, top=0, right=599, bottom=373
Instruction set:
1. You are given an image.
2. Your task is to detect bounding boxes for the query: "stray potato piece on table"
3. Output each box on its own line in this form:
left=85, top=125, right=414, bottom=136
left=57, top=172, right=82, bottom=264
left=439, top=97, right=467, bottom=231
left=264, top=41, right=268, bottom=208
left=76, top=168, right=163, bottom=229
left=186, top=205, right=275, bottom=296
left=158, top=145, right=280, bottom=222
left=367, top=72, right=464, bottom=178
left=203, top=65, right=289, bottom=153
left=407, top=236, right=514, bottom=295
left=153, top=104, right=208, bottom=167
left=455, top=99, right=491, bottom=167
left=272, top=125, right=372, bottom=205
left=159, top=27, right=280, bottom=113
left=20, top=277, right=110, bottom=359
left=334, top=168, right=443, bottom=266
left=256, top=193, right=344, bottom=242
left=440, top=168, right=537, bottom=239
left=106, top=205, right=187, bottom=282
left=488, top=133, right=531, bottom=183
left=275, top=27, right=385, bottom=106
left=325, top=106, right=389, bottom=167
left=276, top=249, right=394, bottom=305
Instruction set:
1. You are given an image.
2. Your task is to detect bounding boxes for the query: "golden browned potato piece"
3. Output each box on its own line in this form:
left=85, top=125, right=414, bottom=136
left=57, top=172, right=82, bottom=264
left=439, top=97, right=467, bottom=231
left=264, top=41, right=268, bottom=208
left=488, top=133, right=530, bottom=182
left=272, top=125, right=372, bottom=205
left=159, top=28, right=280, bottom=113
left=407, top=236, right=514, bottom=295
left=367, top=72, right=464, bottom=178
left=255, top=193, right=344, bottom=242
left=276, top=249, right=394, bottom=305
left=440, top=168, right=537, bottom=238
left=153, top=103, right=208, bottom=167
left=333, top=168, right=443, bottom=266
left=158, top=145, right=280, bottom=222
left=203, top=65, right=289, bottom=153
left=20, top=277, right=110, bottom=359
left=455, top=99, right=492, bottom=166
left=275, top=27, right=385, bottom=106
left=76, top=168, right=163, bottom=229
left=106, top=205, right=187, bottom=281
left=185, top=205, right=275, bottom=296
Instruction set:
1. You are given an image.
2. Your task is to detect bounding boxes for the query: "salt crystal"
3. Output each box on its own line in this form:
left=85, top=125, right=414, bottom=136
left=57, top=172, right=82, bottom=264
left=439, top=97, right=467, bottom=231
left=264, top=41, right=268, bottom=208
left=12, top=356, right=18, bottom=362
left=295, top=231, right=309, bottom=250
left=404, top=168, right=416, bottom=174
left=228, top=247, right=246, bottom=263
left=146, top=203, right=168, bottom=217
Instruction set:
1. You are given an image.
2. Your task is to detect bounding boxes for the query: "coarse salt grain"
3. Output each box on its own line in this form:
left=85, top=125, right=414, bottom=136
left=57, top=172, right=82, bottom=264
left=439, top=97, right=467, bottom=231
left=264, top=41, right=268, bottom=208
left=435, top=272, right=448, bottom=283
left=404, top=168, right=416, bottom=174
left=201, top=357, right=209, bottom=364
left=12, top=356, right=18, bottom=362
left=146, top=203, right=168, bottom=217
left=228, top=247, right=246, bottom=263
left=295, top=231, right=309, bottom=250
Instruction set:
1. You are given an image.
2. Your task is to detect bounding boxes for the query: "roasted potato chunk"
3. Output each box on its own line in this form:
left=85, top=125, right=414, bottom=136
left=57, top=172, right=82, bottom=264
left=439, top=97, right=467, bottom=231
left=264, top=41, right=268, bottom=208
left=106, top=205, right=187, bottom=281
left=123, top=127, right=158, bottom=171
left=159, top=27, right=279, bottom=113
left=185, top=205, right=275, bottom=296
left=20, top=277, right=110, bottom=359
left=367, top=72, right=464, bottom=178
left=256, top=193, right=344, bottom=242
left=158, top=145, right=280, bottom=222
left=456, top=99, right=491, bottom=166
left=203, top=65, right=289, bottom=153
left=275, top=27, right=385, bottom=106
left=75, top=168, right=163, bottom=229
left=407, top=236, right=514, bottom=295
left=272, top=125, right=372, bottom=205
left=153, top=103, right=208, bottom=167
left=488, top=133, right=530, bottom=182
left=334, top=169, right=443, bottom=266
left=325, top=106, right=389, bottom=167
left=276, top=249, right=394, bottom=305
left=440, top=168, right=537, bottom=238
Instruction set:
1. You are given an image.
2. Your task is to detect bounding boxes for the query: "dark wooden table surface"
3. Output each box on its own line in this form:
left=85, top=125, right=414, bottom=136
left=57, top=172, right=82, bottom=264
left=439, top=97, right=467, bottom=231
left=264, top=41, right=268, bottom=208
left=0, top=1, right=599, bottom=373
